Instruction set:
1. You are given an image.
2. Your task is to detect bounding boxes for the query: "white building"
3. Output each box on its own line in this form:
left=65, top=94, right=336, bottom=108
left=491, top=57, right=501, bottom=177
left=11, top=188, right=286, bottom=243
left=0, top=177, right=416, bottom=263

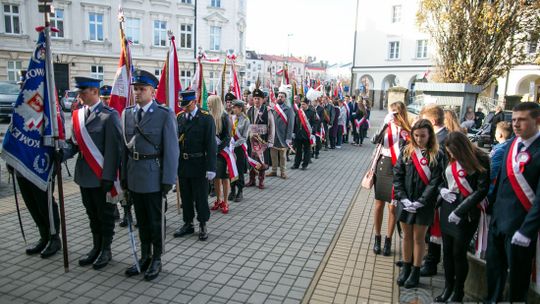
left=351, top=0, right=540, bottom=105
left=0, top=0, right=246, bottom=95
left=244, top=50, right=306, bottom=88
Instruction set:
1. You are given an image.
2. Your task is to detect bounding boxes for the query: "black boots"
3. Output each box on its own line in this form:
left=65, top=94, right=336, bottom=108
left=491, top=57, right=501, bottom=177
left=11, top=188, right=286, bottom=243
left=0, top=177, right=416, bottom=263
left=93, top=236, right=113, bottom=270
left=79, top=233, right=101, bottom=266
left=40, top=235, right=61, bottom=258
left=396, top=263, right=411, bottom=286
left=144, top=245, right=162, bottom=281
left=404, top=266, right=421, bottom=289
left=420, top=262, right=438, bottom=276
left=234, top=189, right=243, bottom=202
left=26, top=238, right=48, bottom=255
left=383, top=237, right=392, bottom=256
left=228, top=186, right=236, bottom=201
left=199, top=222, right=208, bottom=241
left=449, top=288, right=464, bottom=302
left=119, top=205, right=133, bottom=228
left=125, top=243, right=152, bottom=277
left=373, top=235, right=381, bottom=254
left=434, top=284, right=454, bottom=302
left=173, top=222, right=194, bottom=238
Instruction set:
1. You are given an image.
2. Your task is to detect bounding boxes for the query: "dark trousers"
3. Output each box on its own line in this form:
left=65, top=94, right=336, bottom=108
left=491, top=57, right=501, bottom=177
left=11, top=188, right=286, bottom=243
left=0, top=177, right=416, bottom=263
left=233, top=147, right=246, bottom=191
left=323, top=123, right=330, bottom=148
left=337, top=127, right=344, bottom=146
left=17, top=175, right=59, bottom=239
left=486, top=228, right=536, bottom=303
left=179, top=177, right=210, bottom=224
left=132, top=191, right=163, bottom=255
left=442, top=232, right=473, bottom=292
left=80, top=187, right=115, bottom=237
left=355, top=126, right=367, bottom=144
left=293, top=139, right=311, bottom=168
left=314, top=135, right=322, bottom=156
left=424, top=241, right=441, bottom=266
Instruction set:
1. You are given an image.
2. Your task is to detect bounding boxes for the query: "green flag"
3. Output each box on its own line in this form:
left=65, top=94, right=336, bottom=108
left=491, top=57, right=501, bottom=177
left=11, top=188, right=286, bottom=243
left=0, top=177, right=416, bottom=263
left=201, top=78, right=208, bottom=111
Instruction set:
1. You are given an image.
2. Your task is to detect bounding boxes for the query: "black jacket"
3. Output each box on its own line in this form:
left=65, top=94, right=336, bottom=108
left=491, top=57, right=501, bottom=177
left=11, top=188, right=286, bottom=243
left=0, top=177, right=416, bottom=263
left=293, top=107, right=317, bottom=142
left=393, top=147, right=445, bottom=224
left=439, top=154, right=490, bottom=236
left=216, top=112, right=231, bottom=152
left=490, top=111, right=505, bottom=134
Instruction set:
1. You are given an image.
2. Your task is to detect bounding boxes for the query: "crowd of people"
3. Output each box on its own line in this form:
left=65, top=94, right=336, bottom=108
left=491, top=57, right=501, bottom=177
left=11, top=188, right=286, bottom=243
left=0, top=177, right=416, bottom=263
left=367, top=100, right=540, bottom=303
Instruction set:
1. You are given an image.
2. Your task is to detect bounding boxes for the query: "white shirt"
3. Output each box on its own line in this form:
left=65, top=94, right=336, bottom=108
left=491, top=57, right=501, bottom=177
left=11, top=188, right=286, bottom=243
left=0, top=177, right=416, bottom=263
left=186, top=106, right=198, bottom=120
left=135, top=101, right=153, bottom=119
left=517, top=131, right=540, bottom=151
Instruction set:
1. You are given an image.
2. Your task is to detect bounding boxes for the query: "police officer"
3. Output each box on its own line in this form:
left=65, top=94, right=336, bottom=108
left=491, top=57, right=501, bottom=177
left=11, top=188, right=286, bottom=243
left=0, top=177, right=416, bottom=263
left=100, top=85, right=112, bottom=106
left=63, top=76, right=122, bottom=270
left=173, top=90, right=217, bottom=241
left=122, top=70, right=179, bottom=281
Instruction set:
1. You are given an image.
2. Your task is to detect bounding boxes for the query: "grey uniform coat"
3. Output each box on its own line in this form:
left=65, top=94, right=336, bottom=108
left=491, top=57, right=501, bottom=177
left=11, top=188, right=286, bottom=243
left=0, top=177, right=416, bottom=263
left=121, top=101, right=179, bottom=193
left=65, top=101, right=122, bottom=188
left=272, top=103, right=295, bottom=148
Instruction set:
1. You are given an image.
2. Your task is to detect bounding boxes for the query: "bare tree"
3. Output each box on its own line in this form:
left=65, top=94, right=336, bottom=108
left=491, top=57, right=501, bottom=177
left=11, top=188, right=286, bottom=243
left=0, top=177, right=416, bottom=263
left=417, top=0, right=540, bottom=88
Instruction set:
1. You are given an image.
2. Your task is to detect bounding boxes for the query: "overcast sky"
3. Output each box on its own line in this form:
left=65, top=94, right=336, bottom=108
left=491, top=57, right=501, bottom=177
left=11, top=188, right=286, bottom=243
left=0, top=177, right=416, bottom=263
left=246, top=0, right=357, bottom=64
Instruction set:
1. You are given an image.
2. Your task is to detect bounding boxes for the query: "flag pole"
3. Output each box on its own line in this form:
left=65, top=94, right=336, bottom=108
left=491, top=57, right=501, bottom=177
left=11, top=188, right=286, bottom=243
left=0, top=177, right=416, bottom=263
left=39, top=0, right=69, bottom=272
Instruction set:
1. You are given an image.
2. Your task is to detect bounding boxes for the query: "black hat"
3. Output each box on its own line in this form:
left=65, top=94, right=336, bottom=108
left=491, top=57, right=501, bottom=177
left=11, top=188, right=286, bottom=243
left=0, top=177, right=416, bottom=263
left=225, top=92, right=236, bottom=101
left=100, top=85, right=112, bottom=97
left=131, top=69, right=159, bottom=89
left=179, top=90, right=196, bottom=107
left=232, top=100, right=245, bottom=108
left=252, top=88, right=264, bottom=98
left=74, top=76, right=101, bottom=91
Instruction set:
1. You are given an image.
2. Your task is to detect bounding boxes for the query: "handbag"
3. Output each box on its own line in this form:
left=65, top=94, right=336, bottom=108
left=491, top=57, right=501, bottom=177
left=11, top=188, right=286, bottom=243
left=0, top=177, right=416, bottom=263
left=361, top=143, right=383, bottom=189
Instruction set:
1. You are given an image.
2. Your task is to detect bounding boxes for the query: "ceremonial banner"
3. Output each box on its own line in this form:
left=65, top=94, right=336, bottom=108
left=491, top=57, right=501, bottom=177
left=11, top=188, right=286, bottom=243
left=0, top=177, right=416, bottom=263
left=156, top=33, right=181, bottom=113
left=109, top=8, right=134, bottom=114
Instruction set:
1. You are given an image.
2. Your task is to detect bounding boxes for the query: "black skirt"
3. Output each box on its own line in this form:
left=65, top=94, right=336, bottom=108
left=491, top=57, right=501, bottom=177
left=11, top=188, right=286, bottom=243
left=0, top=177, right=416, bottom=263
left=374, top=155, right=394, bottom=202
left=396, top=202, right=435, bottom=226
left=216, top=154, right=228, bottom=179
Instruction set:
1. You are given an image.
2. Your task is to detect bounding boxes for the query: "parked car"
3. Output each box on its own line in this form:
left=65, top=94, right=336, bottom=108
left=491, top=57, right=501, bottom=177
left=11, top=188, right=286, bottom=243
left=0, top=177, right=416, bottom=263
left=60, top=90, right=78, bottom=112
left=469, top=110, right=512, bottom=147
left=0, top=81, right=20, bottom=120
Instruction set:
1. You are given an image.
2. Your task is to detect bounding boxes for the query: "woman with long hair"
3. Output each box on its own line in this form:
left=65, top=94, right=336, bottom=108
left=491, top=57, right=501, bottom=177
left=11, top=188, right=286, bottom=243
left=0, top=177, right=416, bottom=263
left=353, top=99, right=369, bottom=146
left=435, top=131, right=490, bottom=302
left=208, top=95, right=232, bottom=214
left=394, top=119, right=444, bottom=288
left=228, top=100, right=250, bottom=202
left=371, top=100, right=412, bottom=256
left=444, top=110, right=465, bottom=133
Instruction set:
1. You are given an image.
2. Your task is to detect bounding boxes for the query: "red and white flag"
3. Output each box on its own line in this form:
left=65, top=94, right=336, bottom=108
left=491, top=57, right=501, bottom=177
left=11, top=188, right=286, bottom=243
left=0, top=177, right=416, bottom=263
left=156, top=33, right=182, bottom=113
left=109, top=10, right=133, bottom=114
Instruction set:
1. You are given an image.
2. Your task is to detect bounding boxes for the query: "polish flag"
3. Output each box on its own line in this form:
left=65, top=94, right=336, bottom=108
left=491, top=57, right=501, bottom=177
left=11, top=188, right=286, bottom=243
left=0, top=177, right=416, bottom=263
left=231, top=61, right=242, bottom=100
left=156, top=34, right=181, bottom=113
left=109, top=37, right=132, bottom=114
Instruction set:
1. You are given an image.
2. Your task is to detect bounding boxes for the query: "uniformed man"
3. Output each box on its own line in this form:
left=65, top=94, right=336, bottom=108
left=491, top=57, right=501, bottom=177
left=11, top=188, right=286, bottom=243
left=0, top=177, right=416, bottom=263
left=292, top=98, right=318, bottom=170
left=63, top=76, right=122, bottom=270
left=173, top=90, right=217, bottom=241
left=268, top=91, right=294, bottom=179
left=100, top=85, right=112, bottom=106
left=121, top=70, right=179, bottom=280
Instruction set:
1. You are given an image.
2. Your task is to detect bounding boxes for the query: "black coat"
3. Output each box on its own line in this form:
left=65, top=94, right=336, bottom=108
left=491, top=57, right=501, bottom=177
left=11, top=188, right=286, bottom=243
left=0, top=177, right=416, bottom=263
left=293, top=107, right=317, bottom=142
left=490, top=111, right=505, bottom=135
left=216, top=112, right=231, bottom=153
left=393, top=147, right=445, bottom=225
left=439, top=154, right=490, bottom=237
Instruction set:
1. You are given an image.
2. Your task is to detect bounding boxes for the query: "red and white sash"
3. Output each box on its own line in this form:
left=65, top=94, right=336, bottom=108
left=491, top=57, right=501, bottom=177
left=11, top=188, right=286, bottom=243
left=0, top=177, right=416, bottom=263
left=385, top=121, right=405, bottom=165
left=219, top=146, right=239, bottom=180
left=232, top=134, right=263, bottom=170
left=506, top=138, right=535, bottom=211
left=298, top=108, right=315, bottom=145
left=411, top=148, right=431, bottom=185
left=72, top=108, right=122, bottom=201
left=274, top=103, right=288, bottom=125
left=355, top=117, right=367, bottom=129
left=450, top=161, right=490, bottom=258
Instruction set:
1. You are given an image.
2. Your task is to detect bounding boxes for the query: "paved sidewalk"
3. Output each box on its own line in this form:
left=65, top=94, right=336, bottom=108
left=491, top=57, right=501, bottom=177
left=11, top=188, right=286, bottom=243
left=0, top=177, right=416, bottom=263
left=0, top=111, right=385, bottom=304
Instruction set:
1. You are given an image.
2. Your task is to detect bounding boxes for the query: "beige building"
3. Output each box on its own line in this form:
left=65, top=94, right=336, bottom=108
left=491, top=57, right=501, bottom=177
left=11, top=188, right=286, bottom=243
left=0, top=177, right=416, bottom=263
left=0, top=0, right=246, bottom=95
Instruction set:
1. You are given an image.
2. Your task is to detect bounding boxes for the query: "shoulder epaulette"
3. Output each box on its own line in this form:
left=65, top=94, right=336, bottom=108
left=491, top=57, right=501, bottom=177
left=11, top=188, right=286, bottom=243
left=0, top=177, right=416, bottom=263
left=176, top=110, right=185, bottom=118
left=125, top=105, right=136, bottom=110
left=200, top=110, right=209, bottom=115
left=102, top=105, right=115, bottom=112
left=156, top=104, right=170, bottom=111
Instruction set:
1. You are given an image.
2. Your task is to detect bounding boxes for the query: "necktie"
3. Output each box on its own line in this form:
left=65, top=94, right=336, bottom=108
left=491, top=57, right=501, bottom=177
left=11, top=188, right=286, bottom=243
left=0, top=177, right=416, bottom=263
left=85, top=107, right=90, bottom=120
left=137, top=108, right=143, bottom=123
left=518, top=142, right=525, bottom=152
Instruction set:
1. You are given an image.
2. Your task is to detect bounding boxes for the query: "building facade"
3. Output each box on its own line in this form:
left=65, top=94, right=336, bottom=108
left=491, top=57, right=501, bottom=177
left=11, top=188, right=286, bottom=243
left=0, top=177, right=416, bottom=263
left=244, top=50, right=306, bottom=88
left=0, top=0, right=246, bottom=95
left=351, top=0, right=540, bottom=105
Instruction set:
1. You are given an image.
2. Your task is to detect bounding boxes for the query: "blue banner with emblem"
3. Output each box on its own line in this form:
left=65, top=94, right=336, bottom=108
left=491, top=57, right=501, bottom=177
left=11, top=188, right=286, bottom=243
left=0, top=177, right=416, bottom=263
left=1, top=31, right=58, bottom=190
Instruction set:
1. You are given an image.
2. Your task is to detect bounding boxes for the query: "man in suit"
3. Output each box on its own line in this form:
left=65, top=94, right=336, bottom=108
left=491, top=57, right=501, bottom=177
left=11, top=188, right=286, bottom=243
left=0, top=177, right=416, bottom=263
left=486, top=102, right=540, bottom=303
left=268, top=91, right=295, bottom=179
left=419, top=104, right=448, bottom=276
left=292, top=98, right=317, bottom=170
left=64, top=77, right=122, bottom=270
left=122, top=70, right=179, bottom=280
left=173, top=90, right=216, bottom=241
left=322, top=96, right=335, bottom=149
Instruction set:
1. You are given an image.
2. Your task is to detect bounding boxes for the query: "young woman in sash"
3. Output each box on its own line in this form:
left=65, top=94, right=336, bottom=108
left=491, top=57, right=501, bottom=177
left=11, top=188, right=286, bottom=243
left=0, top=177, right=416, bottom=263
left=228, top=100, right=250, bottom=202
left=208, top=96, right=232, bottom=214
left=353, top=99, right=369, bottom=146
left=436, top=131, right=490, bottom=302
left=394, top=119, right=444, bottom=288
left=371, top=101, right=412, bottom=256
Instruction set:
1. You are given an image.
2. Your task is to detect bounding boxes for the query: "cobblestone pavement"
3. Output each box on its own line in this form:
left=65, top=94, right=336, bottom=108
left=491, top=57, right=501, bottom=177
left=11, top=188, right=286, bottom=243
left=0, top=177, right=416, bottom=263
left=0, top=111, right=386, bottom=303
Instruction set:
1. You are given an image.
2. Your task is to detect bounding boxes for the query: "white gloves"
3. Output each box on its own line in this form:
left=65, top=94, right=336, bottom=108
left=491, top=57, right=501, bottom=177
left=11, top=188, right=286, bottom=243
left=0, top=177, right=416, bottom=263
left=511, top=231, right=531, bottom=247
left=286, top=139, right=292, bottom=146
left=400, top=199, right=412, bottom=208
left=206, top=171, right=216, bottom=181
left=441, top=188, right=457, bottom=203
left=267, top=142, right=273, bottom=148
left=383, top=112, right=396, bottom=124
left=404, top=201, right=424, bottom=213
left=448, top=212, right=461, bottom=225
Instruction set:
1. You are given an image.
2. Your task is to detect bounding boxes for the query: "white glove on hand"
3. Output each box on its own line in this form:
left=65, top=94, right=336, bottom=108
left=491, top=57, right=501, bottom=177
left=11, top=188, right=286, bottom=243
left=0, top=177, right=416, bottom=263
left=286, top=139, right=292, bottom=146
left=448, top=212, right=461, bottom=225
left=383, top=112, right=395, bottom=124
left=411, top=201, right=424, bottom=209
left=206, top=171, right=216, bottom=181
left=511, top=231, right=531, bottom=247
left=441, top=188, right=457, bottom=203
left=400, top=199, right=412, bottom=208
left=267, top=142, right=273, bottom=148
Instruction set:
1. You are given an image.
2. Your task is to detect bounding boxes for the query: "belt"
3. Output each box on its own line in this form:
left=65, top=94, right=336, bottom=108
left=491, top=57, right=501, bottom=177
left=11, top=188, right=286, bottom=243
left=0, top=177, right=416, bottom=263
left=182, top=152, right=204, bottom=160
left=129, top=151, right=161, bottom=160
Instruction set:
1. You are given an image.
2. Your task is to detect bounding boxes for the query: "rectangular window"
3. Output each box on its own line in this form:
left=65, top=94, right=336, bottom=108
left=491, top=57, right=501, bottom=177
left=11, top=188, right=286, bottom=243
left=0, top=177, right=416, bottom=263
left=392, top=5, right=401, bottom=23
left=388, top=41, right=400, bottom=59
left=208, top=71, right=218, bottom=93
left=89, top=13, right=104, bottom=41
left=154, top=69, right=162, bottom=78
left=7, top=60, right=22, bottom=82
left=50, top=9, right=64, bottom=38
left=211, top=0, right=221, bottom=8
left=210, top=26, right=221, bottom=51
left=4, top=4, right=20, bottom=34
left=91, top=65, right=104, bottom=80
left=180, top=70, right=191, bottom=89
left=180, top=24, right=193, bottom=49
left=153, top=20, right=167, bottom=47
left=180, top=0, right=192, bottom=3
left=416, top=39, right=428, bottom=58
left=125, top=18, right=140, bottom=44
